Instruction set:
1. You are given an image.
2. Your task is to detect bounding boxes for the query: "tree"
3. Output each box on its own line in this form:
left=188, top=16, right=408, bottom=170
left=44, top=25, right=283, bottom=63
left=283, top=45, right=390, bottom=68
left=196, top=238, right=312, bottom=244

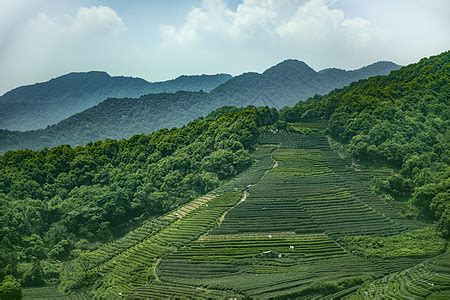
left=22, top=260, right=45, bottom=287
left=0, top=275, right=22, bottom=300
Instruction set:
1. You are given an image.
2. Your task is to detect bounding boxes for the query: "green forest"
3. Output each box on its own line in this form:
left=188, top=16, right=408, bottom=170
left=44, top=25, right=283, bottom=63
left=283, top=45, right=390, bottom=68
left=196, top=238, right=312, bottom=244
left=0, top=51, right=448, bottom=298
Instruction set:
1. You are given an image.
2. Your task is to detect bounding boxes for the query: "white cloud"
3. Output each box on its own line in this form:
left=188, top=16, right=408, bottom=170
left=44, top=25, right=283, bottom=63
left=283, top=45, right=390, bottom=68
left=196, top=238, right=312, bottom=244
left=159, top=0, right=388, bottom=51
left=0, top=5, right=126, bottom=94
left=28, top=5, right=126, bottom=37
left=1, top=1, right=448, bottom=95
left=276, top=0, right=388, bottom=49
left=159, top=0, right=280, bottom=46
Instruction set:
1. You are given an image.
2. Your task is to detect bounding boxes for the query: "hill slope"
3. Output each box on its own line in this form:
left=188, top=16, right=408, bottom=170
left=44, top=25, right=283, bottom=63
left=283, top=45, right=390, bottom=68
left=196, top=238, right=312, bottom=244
left=61, top=130, right=448, bottom=299
left=0, top=91, right=214, bottom=150
left=283, top=50, right=449, bottom=237
left=0, top=107, right=279, bottom=292
left=0, top=72, right=232, bottom=131
left=0, top=60, right=400, bottom=152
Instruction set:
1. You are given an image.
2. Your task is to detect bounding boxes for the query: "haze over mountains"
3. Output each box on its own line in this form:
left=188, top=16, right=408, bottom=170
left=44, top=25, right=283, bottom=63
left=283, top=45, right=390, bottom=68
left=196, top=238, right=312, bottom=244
left=210, top=60, right=400, bottom=107
left=0, top=72, right=232, bottom=131
left=0, top=59, right=400, bottom=152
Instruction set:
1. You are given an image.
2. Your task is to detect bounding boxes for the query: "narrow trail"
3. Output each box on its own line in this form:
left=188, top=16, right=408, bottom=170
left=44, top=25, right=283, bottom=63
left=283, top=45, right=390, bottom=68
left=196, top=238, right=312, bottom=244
left=153, top=258, right=162, bottom=282
left=271, top=145, right=280, bottom=169
left=200, top=144, right=280, bottom=240
left=222, top=144, right=280, bottom=224
left=217, top=191, right=248, bottom=226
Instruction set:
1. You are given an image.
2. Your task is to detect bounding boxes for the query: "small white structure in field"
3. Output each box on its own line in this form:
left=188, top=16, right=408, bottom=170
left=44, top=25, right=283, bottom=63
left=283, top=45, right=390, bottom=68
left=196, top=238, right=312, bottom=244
left=268, top=235, right=272, bottom=239
left=289, top=245, right=294, bottom=251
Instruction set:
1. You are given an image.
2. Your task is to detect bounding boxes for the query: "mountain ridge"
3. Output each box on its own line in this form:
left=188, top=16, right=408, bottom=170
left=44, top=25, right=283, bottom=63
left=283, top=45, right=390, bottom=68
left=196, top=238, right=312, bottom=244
left=209, top=60, right=400, bottom=107
left=0, top=72, right=232, bottom=130
left=0, top=59, right=401, bottom=152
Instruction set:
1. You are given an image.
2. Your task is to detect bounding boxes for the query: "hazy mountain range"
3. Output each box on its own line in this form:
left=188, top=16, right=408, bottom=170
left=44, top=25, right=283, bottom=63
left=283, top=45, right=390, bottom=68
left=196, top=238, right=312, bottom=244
left=0, top=60, right=400, bottom=152
left=0, top=72, right=232, bottom=131
left=209, top=60, right=400, bottom=107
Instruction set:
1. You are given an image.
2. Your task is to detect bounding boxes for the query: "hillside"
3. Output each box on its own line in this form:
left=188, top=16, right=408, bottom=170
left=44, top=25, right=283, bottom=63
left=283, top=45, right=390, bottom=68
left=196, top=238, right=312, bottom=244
left=62, top=130, right=449, bottom=298
left=0, top=107, right=278, bottom=293
left=283, top=51, right=449, bottom=237
left=0, top=60, right=400, bottom=152
left=0, top=72, right=232, bottom=131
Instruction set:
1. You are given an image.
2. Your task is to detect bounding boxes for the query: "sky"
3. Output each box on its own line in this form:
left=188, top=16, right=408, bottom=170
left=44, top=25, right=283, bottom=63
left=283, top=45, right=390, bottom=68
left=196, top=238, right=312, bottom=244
left=0, top=0, right=449, bottom=95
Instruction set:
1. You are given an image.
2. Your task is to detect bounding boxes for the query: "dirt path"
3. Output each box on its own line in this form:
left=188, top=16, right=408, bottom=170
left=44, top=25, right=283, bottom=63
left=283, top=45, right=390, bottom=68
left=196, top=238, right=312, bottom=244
left=153, top=258, right=162, bottom=282
left=217, top=191, right=248, bottom=225
left=218, top=145, right=280, bottom=226
left=271, top=145, right=280, bottom=168
left=200, top=145, right=281, bottom=240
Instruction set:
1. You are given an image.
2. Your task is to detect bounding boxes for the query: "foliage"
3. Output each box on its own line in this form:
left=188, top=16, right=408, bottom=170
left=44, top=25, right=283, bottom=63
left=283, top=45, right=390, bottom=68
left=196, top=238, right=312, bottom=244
left=0, top=106, right=278, bottom=284
left=0, top=275, right=22, bottom=300
left=282, top=51, right=450, bottom=236
left=276, top=275, right=372, bottom=299
left=343, top=228, right=447, bottom=258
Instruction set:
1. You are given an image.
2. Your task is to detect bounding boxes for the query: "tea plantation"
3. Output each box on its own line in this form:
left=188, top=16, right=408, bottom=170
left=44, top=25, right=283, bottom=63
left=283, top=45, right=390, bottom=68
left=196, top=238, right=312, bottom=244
left=58, top=131, right=449, bottom=299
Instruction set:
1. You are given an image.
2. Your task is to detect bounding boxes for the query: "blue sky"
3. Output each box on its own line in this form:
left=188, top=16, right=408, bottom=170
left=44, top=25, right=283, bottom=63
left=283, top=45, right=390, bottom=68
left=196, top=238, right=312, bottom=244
left=0, top=0, right=449, bottom=94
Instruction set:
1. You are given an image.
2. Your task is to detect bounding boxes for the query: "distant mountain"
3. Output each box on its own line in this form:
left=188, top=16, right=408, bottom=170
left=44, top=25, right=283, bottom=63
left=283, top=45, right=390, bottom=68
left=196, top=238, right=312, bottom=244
left=0, top=60, right=400, bottom=152
left=0, top=91, right=212, bottom=149
left=0, top=72, right=232, bottom=131
left=209, top=60, right=400, bottom=107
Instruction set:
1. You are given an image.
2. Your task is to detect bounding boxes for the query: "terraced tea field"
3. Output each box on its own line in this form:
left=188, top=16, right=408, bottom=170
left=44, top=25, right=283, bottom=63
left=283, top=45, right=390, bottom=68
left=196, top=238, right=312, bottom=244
left=22, top=285, right=90, bottom=300
left=349, top=249, right=450, bottom=299
left=64, top=131, right=449, bottom=299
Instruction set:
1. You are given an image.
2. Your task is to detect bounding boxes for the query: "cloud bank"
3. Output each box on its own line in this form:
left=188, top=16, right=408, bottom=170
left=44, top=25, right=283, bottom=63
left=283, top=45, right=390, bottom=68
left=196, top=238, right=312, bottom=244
left=159, top=0, right=388, bottom=53
left=0, top=5, right=126, bottom=95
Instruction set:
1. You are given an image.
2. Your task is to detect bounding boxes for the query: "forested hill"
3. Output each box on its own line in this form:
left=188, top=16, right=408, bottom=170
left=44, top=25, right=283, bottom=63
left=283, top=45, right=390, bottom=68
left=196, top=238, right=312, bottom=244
left=0, top=60, right=399, bottom=152
left=1, top=91, right=212, bottom=149
left=0, top=72, right=232, bottom=131
left=283, top=50, right=450, bottom=237
left=0, top=106, right=279, bottom=288
left=209, top=60, right=400, bottom=107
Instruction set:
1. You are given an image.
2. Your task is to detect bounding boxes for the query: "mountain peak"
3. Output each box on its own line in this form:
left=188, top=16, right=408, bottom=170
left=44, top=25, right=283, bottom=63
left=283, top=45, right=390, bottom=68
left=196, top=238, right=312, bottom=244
left=263, top=59, right=316, bottom=76
left=353, top=61, right=401, bottom=76
left=56, top=71, right=111, bottom=80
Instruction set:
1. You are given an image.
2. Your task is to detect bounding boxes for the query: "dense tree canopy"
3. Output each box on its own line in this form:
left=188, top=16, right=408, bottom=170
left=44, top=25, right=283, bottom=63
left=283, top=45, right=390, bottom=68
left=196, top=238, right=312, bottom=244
left=0, top=106, right=278, bottom=286
left=282, top=51, right=449, bottom=236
